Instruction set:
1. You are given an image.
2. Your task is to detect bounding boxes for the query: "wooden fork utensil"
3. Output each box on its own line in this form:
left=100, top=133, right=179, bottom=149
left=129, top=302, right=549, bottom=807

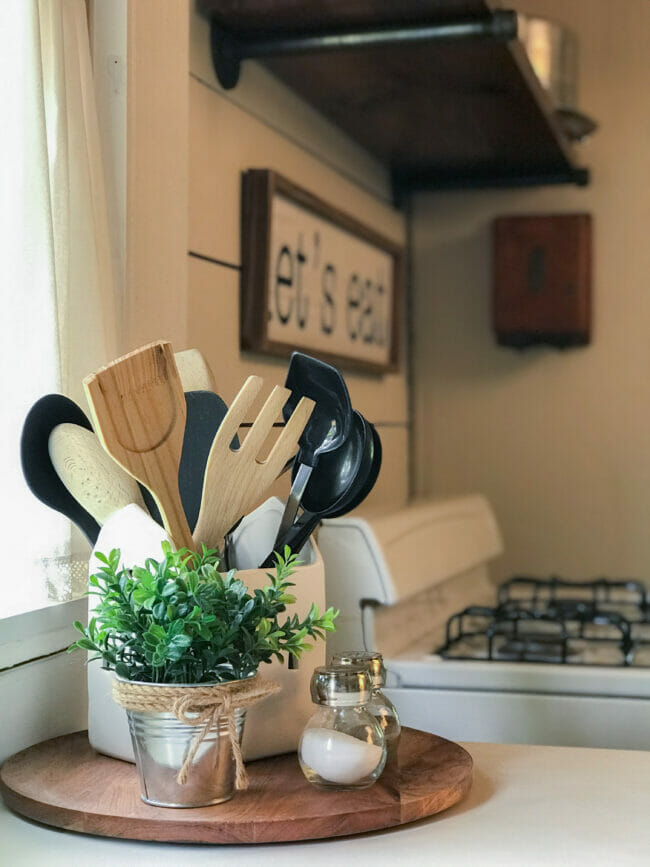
left=192, top=376, right=314, bottom=551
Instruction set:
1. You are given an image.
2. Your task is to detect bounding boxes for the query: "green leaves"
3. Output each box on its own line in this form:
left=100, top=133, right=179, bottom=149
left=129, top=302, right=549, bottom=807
left=68, top=543, right=338, bottom=684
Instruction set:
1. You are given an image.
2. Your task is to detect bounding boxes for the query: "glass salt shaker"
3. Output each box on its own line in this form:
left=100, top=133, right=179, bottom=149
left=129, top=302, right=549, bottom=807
left=331, top=650, right=401, bottom=765
left=298, top=664, right=386, bottom=790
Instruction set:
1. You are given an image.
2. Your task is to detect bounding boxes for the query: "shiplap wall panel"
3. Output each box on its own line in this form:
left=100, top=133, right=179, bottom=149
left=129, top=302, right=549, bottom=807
left=186, top=4, right=409, bottom=509
left=189, top=8, right=392, bottom=204
left=125, top=0, right=189, bottom=351
left=188, top=77, right=405, bottom=266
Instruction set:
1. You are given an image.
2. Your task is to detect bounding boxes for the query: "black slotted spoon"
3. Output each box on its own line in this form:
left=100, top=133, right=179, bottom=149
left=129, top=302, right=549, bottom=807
left=262, top=415, right=380, bottom=567
left=272, top=353, right=353, bottom=549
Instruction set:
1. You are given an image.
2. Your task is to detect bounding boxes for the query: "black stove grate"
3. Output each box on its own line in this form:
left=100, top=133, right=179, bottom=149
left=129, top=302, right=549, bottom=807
left=498, top=575, right=650, bottom=622
left=436, top=576, right=650, bottom=667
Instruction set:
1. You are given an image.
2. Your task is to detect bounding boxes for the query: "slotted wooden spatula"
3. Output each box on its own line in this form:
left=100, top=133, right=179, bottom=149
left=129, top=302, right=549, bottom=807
left=83, top=340, right=194, bottom=552
left=192, top=376, right=314, bottom=550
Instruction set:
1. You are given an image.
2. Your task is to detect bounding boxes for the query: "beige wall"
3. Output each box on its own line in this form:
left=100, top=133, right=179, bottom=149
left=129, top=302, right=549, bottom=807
left=125, top=0, right=189, bottom=351
left=185, top=9, right=409, bottom=510
left=411, top=0, right=650, bottom=582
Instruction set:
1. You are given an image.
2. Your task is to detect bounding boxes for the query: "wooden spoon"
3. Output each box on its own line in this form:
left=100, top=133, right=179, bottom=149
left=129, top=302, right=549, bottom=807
left=83, top=341, right=193, bottom=552
left=49, top=423, right=146, bottom=526
left=174, top=348, right=216, bottom=393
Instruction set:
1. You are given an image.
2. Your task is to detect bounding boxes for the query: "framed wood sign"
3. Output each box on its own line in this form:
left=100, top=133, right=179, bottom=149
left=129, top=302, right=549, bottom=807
left=240, top=169, right=403, bottom=373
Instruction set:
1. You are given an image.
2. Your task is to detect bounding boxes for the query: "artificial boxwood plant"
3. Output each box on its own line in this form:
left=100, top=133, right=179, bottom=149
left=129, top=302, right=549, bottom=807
left=69, top=543, right=337, bottom=683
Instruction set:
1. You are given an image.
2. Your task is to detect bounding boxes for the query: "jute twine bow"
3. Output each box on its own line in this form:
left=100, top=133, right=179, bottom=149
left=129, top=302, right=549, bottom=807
left=112, top=673, right=280, bottom=789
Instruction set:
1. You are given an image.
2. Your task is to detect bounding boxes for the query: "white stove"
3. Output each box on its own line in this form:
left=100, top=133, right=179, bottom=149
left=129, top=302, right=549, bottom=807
left=318, top=496, right=650, bottom=751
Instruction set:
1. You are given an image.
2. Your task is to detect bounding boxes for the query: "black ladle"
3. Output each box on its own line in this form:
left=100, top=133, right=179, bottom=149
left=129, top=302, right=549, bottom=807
left=21, top=394, right=101, bottom=545
left=299, top=409, right=367, bottom=514
left=338, top=422, right=382, bottom=513
left=280, top=421, right=381, bottom=560
left=273, top=352, right=353, bottom=547
left=260, top=413, right=377, bottom=568
left=270, top=421, right=381, bottom=563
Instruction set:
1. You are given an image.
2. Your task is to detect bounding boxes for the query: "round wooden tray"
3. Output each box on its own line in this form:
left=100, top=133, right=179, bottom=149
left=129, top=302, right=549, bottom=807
left=0, top=727, right=472, bottom=844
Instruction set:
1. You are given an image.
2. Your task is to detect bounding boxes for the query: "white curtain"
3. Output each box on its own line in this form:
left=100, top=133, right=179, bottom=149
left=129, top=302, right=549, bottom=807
left=0, top=0, right=117, bottom=617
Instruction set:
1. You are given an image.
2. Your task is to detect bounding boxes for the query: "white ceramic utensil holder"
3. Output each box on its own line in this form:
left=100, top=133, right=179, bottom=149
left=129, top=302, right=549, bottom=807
left=87, top=498, right=327, bottom=763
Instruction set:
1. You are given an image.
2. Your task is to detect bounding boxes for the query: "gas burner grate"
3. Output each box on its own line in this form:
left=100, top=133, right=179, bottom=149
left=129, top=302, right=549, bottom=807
left=436, top=576, right=650, bottom=666
left=497, top=576, right=650, bottom=623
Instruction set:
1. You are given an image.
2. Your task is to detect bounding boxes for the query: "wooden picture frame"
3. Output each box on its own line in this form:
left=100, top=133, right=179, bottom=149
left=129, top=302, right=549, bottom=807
left=240, top=169, right=403, bottom=373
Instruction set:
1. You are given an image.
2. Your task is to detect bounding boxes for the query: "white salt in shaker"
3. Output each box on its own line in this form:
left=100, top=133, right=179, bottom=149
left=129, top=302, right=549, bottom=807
left=331, top=650, right=401, bottom=766
left=298, top=664, right=386, bottom=790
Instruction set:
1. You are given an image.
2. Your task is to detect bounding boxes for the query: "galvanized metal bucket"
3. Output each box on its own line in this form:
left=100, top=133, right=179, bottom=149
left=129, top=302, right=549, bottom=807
left=124, top=679, right=247, bottom=808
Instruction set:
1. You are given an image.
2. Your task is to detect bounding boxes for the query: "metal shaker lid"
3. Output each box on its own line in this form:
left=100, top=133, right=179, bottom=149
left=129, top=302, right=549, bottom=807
left=310, top=664, right=371, bottom=706
left=330, top=650, right=386, bottom=689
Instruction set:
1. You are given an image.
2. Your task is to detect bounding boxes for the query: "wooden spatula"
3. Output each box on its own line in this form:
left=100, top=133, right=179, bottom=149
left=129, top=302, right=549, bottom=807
left=83, top=341, right=194, bottom=552
left=192, top=376, right=314, bottom=550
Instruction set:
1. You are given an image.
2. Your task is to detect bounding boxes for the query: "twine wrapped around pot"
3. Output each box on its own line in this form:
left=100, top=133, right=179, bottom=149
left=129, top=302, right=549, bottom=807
left=112, top=673, right=280, bottom=789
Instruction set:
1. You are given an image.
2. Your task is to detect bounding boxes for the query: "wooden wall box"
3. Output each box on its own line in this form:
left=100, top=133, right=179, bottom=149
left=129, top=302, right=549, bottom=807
left=492, top=214, right=592, bottom=348
left=240, top=169, right=404, bottom=374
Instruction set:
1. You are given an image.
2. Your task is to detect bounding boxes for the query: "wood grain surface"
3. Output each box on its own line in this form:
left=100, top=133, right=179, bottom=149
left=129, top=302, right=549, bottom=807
left=192, top=375, right=314, bottom=550
left=0, top=728, right=472, bottom=844
left=84, top=341, right=194, bottom=551
left=197, top=0, right=582, bottom=189
left=49, top=423, right=146, bottom=525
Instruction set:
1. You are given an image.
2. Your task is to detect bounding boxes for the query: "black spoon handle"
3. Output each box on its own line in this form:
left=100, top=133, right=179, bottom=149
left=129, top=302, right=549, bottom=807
left=259, top=511, right=320, bottom=569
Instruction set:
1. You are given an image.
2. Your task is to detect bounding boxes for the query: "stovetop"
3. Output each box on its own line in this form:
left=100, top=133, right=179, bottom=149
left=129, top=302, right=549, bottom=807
left=436, top=576, right=650, bottom=667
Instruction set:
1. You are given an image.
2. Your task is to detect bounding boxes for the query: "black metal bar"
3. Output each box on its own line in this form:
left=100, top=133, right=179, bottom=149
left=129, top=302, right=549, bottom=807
left=393, top=167, right=590, bottom=200
left=210, top=10, right=518, bottom=90
left=242, top=11, right=517, bottom=59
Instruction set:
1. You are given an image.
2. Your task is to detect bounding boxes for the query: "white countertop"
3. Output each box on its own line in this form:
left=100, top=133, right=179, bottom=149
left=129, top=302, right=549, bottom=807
left=3, top=741, right=649, bottom=866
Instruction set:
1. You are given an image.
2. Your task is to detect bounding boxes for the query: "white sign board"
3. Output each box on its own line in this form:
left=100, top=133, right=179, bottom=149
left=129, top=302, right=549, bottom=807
left=241, top=171, right=402, bottom=373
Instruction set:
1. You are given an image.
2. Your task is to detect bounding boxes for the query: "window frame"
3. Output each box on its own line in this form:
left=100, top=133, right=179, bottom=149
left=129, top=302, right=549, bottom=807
left=0, top=597, right=87, bottom=671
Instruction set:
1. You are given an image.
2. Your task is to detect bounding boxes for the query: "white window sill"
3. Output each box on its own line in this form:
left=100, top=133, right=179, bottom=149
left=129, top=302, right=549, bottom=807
left=0, top=598, right=88, bottom=671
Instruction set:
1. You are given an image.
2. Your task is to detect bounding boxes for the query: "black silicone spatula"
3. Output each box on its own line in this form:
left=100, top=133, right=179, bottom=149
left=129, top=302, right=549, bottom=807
left=20, top=394, right=101, bottom=544
left=140, top=390, right=240, bottom=533
left=273, top=353, right=353, bottom=547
